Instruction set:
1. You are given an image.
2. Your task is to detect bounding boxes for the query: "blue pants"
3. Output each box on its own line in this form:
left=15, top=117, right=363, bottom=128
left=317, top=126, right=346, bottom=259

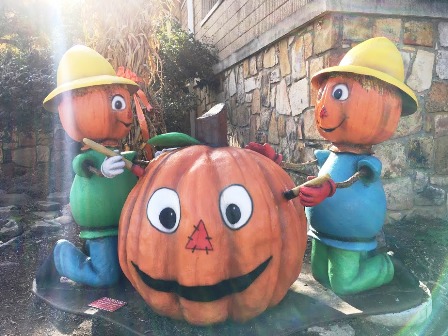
left=53, top=236, right=121, bottom=287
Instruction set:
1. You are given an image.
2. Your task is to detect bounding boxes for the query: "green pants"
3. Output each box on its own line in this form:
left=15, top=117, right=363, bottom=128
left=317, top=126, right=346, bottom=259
left=311, top=239, right=394, bottom=295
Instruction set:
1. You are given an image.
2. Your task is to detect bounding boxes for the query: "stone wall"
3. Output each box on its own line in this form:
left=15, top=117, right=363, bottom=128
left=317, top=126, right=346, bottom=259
left=0, top=123, right=78, bottom=199
left=195, top=13, right=448, bottom=222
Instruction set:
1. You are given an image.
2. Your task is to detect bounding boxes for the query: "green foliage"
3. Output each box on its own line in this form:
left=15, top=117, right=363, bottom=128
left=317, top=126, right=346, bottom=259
left=155, top=20, right=218, bottom=133
left=0, top=49, right=56, bottom=133
left=0, top=0, right=82, bottom=134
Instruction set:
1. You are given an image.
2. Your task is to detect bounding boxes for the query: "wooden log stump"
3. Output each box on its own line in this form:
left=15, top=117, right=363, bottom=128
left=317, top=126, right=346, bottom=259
left=195, top=103, right=228, bottom=147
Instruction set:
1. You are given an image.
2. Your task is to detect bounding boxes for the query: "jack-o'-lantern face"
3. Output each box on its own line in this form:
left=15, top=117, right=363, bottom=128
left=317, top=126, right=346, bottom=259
left=57, top=85, right=133, bottom=142
left=119, top=145, right=307, bottom=325
left=315, top=75, right=402, bottom=147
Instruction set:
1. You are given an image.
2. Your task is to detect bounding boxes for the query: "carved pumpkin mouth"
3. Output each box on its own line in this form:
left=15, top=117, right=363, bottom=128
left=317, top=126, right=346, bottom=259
left=319, top=117, right=346, bottom=133
left=131, top=256, right=272, bottom=302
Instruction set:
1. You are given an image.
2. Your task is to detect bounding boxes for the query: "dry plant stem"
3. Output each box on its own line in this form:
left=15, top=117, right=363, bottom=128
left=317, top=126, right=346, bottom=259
left=87, top=166, right=103, bottom=177
left=281, top=160, right=318, bottom=173
left=335, top=171, right=362, bottom=188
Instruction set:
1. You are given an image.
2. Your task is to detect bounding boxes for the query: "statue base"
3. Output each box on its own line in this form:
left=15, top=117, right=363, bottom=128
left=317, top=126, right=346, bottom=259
left=32, top=263, right=431, bottom=335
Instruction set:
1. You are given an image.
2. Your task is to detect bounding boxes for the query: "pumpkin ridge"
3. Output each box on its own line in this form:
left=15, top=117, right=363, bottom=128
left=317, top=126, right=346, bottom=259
left=218, top=149, right=262, bottom=271
left=250, top=151, right=306, bottom=302
left=174, top=146, right=227, bottom=285
left=227, top=150, right=284, bottom=315
left=134, top=151, right=179, bottom=278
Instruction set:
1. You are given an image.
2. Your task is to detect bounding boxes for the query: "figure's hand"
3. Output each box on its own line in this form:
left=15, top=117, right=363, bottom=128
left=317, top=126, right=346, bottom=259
left=299, top=176, right=336, bottom=207
left=101, top=154, right=125, bottom=178
left=245, top=142, right=283, bottom=165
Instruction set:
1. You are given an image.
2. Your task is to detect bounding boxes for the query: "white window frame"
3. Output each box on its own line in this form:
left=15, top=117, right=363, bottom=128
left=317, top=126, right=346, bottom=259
left=200, top=0, right=223, bottom=26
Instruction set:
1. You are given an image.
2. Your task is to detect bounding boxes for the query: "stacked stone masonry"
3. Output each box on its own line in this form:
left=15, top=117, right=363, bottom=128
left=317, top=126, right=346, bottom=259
left=196, top=13, right=448, bottom=223
left=0, top=123, right=77, bottom=196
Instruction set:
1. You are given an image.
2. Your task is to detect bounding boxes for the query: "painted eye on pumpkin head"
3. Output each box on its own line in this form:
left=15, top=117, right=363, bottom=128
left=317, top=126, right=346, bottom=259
left=219, top=184, right=253, bottom=230
left=332, top=84, right=349, bottom=101
left=147, top=188, right=181, bottom=233
left=111, top=94, right=127, bottom=111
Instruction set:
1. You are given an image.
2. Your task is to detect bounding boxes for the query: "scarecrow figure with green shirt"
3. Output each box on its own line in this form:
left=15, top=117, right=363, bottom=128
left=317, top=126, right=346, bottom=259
left=36, top=45, right=142, bottom=287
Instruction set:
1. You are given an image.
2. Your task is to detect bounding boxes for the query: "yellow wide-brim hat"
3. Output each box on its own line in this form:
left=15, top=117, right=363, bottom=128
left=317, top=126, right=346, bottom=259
left=311, top=37, right=418, bottom=116
left=43, top=45, right=139, bottom=112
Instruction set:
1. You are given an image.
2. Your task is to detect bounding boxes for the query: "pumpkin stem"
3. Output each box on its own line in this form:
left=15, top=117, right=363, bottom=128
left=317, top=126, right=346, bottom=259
left=195, top=103, right=228, bottom=147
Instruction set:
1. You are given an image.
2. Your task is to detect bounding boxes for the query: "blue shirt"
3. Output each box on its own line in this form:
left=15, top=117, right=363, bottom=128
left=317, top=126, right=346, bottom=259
left=306, top=150, right=386, bottom=251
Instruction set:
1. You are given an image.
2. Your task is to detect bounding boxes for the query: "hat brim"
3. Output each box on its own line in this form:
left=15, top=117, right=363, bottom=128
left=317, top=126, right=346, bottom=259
left=311, top=65, right=418, bottom=116
left=43, top=75, right=139, bottom=112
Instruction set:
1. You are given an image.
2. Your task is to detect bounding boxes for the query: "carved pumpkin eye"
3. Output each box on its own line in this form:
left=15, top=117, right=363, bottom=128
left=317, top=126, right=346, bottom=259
left=147, top=188, right=180, bottom=233
left=332, top=84, right=349, bottom=101
left=219, top=185, right=253, bottom=230
left=111, top=95, right=127, bottom=111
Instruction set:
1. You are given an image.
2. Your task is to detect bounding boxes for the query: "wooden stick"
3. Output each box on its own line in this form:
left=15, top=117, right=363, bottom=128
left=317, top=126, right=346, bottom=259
left=82, top=138, right=145, bottom=177
left=83, top=138, right=133, bottom=170
left=283, top=168, right=370, bottom=201
left=284, top=173, right=331, bottom=200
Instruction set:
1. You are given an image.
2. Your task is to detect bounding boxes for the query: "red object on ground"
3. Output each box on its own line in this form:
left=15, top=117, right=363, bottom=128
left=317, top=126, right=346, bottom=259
left=88, top=297, right=126, bottom=312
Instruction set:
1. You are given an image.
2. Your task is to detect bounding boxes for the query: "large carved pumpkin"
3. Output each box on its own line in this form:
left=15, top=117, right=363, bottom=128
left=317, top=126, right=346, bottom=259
left=119, top=145, right=307, bottom=325
left=57, top=85, right=133, bottom=142
left=315, top=75, right=402, bottom=148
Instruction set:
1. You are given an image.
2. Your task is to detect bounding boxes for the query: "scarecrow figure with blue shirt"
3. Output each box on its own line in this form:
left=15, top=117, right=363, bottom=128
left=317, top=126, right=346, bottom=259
left=294, top=37, right=418, bottom=295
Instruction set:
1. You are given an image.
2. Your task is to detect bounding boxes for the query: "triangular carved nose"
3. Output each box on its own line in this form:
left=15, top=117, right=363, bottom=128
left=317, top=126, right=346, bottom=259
left=185, top=220, right=213, bottom=254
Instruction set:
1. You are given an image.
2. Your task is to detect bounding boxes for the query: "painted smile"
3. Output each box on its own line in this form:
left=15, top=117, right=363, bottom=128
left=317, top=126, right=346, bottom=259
left=319, top=117, right=346, bottom=133
left=131, top=256, right=272, bottom=302
left=118, top=120, right=132, bottom=128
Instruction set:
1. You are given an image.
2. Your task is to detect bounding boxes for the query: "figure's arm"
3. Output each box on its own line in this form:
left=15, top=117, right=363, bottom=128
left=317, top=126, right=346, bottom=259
left=295, top=150, right=336, bottom=206
left=82, top=139, right=144, bottom=177
left=245, top=142, right=283, bottom=164
left=72, top=150, right=131, bottom=178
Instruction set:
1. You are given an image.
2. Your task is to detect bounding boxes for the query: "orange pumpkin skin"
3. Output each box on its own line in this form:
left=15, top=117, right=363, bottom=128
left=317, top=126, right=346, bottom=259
left=119, top=145, right=307, bottom=325
left=57, top=85, right=133, bottom=142
left=315, top=75, right=402, bottom=147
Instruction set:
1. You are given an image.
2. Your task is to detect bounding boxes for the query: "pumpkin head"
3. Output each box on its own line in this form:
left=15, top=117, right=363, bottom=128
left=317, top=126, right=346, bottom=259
left=315, top=74, right=402, bottom=151
left=119, top=145, right=307, bottom=325
left=57, top=85, right=133, bottom=143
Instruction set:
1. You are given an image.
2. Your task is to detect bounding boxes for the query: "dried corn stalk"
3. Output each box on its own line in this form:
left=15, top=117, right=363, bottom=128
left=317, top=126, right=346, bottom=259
left=79, top=0, right=173, bottom=156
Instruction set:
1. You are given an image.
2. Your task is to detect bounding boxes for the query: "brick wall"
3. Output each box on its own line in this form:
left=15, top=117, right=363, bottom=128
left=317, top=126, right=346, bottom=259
left=196, top=12, right=448, bottom=222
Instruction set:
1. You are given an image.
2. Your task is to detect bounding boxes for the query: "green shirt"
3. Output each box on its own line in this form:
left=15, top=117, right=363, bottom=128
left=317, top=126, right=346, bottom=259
left=70, top=149, right=138, bottom=239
